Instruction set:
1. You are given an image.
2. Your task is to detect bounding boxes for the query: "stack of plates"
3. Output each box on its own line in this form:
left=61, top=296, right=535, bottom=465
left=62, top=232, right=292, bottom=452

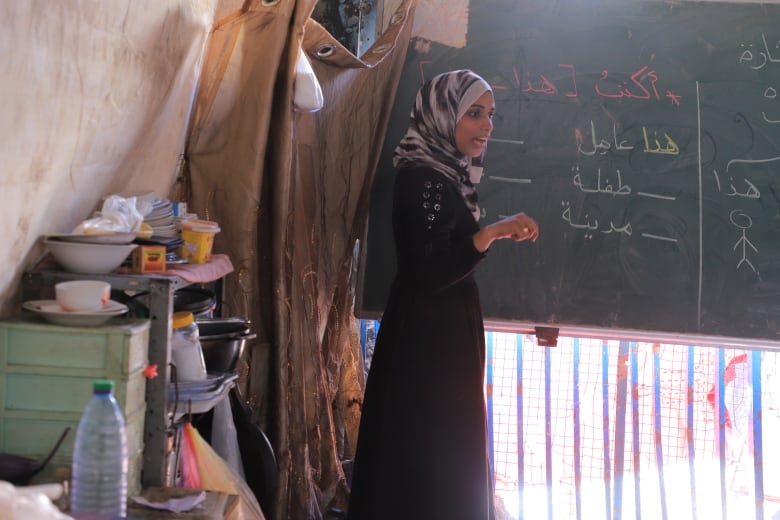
left=168, top=372, right=238, bottom=418
left=145, top=199, right=177, bottom=238
left=134, top=235, right=185, bottom=255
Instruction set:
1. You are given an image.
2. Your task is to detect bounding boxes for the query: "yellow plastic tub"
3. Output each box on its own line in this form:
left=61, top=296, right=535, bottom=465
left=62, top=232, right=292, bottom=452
left=179, top=220, right=220, bottom=264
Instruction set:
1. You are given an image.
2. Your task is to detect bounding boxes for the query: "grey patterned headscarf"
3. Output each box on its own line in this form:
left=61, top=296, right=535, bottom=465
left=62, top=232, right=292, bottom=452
left=393, top=69, right=492, bottom=221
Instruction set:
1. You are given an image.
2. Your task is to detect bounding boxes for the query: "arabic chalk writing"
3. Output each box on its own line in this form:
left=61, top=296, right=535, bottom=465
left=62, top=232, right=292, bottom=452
left=576, top=120, right=634, bottom=156
left=575, top=120, right=681, bottom=157
left=572, top=166, right=631, bottom=196
left=642, top=128, right=680, bottom=155
left=569, top=116, right=681, bottom=244
left=560, top=201, right=633, bottom=239
left=491, top=63, right=682, bottom=106
left=738, top=33, right=780, bottom=124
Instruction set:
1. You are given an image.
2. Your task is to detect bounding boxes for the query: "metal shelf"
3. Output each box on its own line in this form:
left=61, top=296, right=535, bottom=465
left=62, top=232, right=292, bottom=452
left=22, top=270, right=194, bottom=488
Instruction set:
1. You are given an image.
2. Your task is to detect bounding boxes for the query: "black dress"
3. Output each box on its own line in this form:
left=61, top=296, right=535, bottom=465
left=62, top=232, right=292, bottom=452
left=348, top=167, right=496, bottom=520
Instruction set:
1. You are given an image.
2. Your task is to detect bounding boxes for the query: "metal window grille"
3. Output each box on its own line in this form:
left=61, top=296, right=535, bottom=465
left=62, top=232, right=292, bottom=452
left=356, top=321, right=780, bottom=519
left=486, top=332, right=780, bottom=520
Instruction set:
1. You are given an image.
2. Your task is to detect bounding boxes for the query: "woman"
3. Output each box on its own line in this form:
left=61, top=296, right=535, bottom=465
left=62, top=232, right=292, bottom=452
left=348, top=69, right=539, bottom=519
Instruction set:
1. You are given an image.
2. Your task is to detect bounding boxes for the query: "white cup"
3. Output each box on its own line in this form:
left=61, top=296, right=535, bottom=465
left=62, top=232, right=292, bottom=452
left=54, top=280, right=111, bottom=312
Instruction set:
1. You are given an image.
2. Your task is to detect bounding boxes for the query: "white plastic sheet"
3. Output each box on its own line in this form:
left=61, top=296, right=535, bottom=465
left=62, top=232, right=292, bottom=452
left=293, top=48, right=324, bottom=112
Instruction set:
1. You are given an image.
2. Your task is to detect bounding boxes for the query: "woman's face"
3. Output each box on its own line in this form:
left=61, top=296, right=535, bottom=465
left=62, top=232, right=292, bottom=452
left=455, top=90, right=495, bottom=158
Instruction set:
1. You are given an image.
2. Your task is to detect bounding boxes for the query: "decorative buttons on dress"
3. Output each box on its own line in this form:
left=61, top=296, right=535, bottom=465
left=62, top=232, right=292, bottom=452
left=423, top=179, right=444, bottom=229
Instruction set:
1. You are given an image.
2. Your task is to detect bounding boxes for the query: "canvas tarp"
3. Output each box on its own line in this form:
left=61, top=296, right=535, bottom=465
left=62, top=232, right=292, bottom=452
left=183, top=0, right=415, bottom=516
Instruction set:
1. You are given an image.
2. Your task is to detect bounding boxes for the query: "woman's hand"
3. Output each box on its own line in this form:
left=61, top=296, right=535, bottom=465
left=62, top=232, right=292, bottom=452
left=473, top=212, right=539, bottom=252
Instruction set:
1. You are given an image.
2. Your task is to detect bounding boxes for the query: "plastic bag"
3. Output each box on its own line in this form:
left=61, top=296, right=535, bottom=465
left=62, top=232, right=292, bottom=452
left=178, top=422, right=266, bottom=520
left=178, top=423, right=202, bottom=490
left=211, top=397, right=245, bottom=479
left=293, top=47, right=324, bottom=112
left=71, top=194, right=145, bottom=234
left=0, top=481, right=72, bottom=520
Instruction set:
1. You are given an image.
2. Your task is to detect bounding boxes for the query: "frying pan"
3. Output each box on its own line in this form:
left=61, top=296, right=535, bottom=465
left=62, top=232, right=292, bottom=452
left=229, top=386, right=277, bottom=516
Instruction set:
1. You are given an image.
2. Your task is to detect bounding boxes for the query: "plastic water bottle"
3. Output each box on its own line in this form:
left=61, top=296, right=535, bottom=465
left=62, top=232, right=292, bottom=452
left=70, top=379, right=128, bottom=516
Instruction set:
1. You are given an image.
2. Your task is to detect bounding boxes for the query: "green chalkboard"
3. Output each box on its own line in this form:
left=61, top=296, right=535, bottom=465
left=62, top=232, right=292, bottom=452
left=357, top=0, right=780, bottom=343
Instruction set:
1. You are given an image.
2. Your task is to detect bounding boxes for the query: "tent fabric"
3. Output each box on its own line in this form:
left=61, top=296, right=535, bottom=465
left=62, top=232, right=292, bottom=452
left=183, top=0, right=416, bottom=517
left=1, top=0, right=216, bottom=316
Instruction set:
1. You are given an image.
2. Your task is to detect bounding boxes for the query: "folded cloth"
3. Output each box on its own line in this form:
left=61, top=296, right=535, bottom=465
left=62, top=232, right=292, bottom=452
left=165, top=253, right=234, bottom=283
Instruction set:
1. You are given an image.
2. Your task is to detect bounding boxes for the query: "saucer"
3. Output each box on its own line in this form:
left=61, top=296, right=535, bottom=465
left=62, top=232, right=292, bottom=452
left=22, top=299, right=129, bottom=327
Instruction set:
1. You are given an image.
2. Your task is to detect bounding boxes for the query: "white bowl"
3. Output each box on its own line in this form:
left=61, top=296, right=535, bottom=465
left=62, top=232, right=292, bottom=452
left=45, top=232, right=137, bottom=245
left=43, top=238, right=138, bottom=274
left=55, top=280, right=111, bottom=312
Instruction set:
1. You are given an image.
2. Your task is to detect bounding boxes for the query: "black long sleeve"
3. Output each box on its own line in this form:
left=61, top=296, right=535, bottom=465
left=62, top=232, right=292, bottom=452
left=392, top=167, right=486, bottom=293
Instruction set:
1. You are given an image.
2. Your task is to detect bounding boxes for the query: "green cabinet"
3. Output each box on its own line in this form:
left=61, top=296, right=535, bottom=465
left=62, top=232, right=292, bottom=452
left=0, top=317, right=149, bottom=493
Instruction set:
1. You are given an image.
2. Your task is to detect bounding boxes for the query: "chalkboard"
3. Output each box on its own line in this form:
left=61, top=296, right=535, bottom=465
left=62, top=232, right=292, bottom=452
left=357, top=0, right=780, bottom=344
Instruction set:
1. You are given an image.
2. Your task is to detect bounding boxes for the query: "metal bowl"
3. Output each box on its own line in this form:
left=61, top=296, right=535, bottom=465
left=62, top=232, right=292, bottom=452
left=196, top=317, right=256, bottom=373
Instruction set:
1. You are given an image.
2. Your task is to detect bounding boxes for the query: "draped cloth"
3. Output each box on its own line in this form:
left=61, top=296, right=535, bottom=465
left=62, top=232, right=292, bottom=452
left=182, top=0, right=416, bottom=517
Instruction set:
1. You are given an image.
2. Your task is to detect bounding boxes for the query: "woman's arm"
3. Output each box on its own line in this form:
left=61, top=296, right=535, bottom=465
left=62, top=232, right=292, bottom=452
left=473, top=212, right=539, bottom=253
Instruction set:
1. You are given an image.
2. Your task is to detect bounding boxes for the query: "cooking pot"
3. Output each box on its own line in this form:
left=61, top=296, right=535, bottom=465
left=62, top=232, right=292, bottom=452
left=173, top=287, right=216, bottom=318
left=118, top=286, right=216, bottom=319
left=196, top=317, right=256, bottom=373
